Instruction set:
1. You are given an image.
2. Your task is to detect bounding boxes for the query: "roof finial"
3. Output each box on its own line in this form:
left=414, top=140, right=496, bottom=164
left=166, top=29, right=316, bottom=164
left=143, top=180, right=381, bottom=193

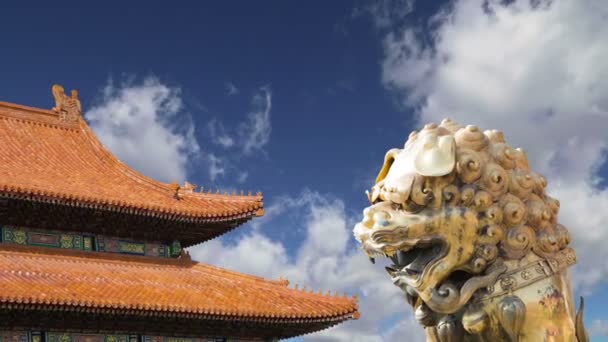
left=178, top=249, right=192, bottom=263
left=52, top=84, right=82, bottom=123
left=169, top=181, right=181, bottom=199
left=182, top=181, right=197, bottom=193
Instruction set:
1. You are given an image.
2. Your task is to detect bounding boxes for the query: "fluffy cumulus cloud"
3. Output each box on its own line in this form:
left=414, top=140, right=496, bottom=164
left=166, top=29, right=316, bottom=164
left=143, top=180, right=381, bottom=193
left=87, top=78, right=199, bottom=183
left=382, top=0, right=608, bottom=292
left=189, top=191, right=427, bottom=341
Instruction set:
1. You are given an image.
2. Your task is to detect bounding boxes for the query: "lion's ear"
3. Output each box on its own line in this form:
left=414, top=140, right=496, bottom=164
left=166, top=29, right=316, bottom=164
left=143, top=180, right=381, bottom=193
left=376, top=148, right=401, bottom=184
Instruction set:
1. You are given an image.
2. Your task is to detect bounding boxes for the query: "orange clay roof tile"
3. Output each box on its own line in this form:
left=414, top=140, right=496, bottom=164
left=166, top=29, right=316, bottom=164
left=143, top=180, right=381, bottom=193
left=0, top=245, right=359, bottom=322
left=0, top=101, right=263, bottom=221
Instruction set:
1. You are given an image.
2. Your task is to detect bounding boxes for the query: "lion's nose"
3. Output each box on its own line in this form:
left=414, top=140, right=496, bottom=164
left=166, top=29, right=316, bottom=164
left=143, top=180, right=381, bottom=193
left=362, top=216, right=374, bottom=228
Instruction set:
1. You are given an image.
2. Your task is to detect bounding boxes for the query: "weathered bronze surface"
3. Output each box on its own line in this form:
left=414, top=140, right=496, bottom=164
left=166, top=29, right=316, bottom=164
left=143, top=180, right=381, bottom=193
left=353, top=119, right=589, bottom=341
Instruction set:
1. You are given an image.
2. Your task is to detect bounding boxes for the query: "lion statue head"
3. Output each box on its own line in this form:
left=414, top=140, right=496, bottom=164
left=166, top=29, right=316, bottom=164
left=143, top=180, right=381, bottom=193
left=353, top=119, right=571, bottom=317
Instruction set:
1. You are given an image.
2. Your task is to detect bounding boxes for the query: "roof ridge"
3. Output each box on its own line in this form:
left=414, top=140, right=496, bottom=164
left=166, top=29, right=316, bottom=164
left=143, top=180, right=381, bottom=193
left=0, top=86, right=266, bottom=244
left=0, top=245, right=356, bottom=306
left=0, top=245, right=298, bottom=290
left=0, top=98, right=263, bottom=208
left=78, top=118, right=178, bottom=194
left=191, top=262, right=294, bottom=286
left=0, top=99, right=175, bottom=198
left=76, top=106, right=266, bottom=218
left=0, top=101, right=77, bottom=129
left=0, top=245, right=360, bottom=321
left=181, top=191, right=264, bottom=202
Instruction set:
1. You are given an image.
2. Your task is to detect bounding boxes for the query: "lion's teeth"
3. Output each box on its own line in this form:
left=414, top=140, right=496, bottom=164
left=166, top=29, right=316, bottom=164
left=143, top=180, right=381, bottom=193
left=385, top=266, right=398, bottom=277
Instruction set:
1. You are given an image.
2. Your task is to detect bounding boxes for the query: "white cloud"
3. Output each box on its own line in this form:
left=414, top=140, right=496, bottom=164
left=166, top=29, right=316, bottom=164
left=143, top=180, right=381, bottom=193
left=226, top=82, right=240, bottom=96
left=207, top=119, right=235, bottom=148
left=590, top=319, right=608, bottom=337
left=87, top=77, right=199, bottom=183
left=207, top=153, right=226, bottom=182
left=237, top=171, right=249, bottom=183
left=202, top=86, right=273, bottom=182
left=189, top=190, right=425, bottom=341
left=241, top=87, right=272, bottom=155
left=383, top=316, right=427, bottom=341
left=382, top=0, right=608, bottom=292
left=353, top=0, right=415, bottom=29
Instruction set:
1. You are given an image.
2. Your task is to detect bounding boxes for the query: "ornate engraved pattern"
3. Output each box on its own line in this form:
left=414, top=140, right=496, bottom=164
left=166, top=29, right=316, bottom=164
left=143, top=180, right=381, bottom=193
left=482, top=248, right=577, bottom=301
left=83, top=236, right=93, bottom=251
left=29, top=232, right=60, bottom=246
left=1, top=225, right=173, bottom=258
left=500, top=276, right=517, bottom=291
left=47, top=333, right=131, bottom=342
left=0, top=331, right=29, bottom=342
left=60, top=235, right=74, bottom=249
left=13, top=230, right=27, bottom=245
left=538, top=285, right=566, bottom=318
left=119, top=241, right=146, bottom=255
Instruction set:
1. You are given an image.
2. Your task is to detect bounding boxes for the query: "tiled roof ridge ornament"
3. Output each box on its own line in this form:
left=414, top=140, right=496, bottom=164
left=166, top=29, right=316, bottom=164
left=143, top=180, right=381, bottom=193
left=178, top=249, right=192, bottom=264
left=353, top=118, right=589, bottom=341
left=52, top=84, right=82, bottom=123
left=169, top=181, right=181, bottom=199
left=181, top=181, right=197, bottom=193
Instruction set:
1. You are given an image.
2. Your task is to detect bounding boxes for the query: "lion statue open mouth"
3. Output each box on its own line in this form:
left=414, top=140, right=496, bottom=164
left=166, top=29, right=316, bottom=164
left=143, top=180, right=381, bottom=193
left=353, top=119, right=588, bottom=341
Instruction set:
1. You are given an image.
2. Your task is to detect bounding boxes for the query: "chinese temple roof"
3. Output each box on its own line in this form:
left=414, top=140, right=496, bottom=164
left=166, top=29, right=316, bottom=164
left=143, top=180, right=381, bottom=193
left=0, top=244, right=359, bottom=338
left=0, top=87, right=360, bottom=338
left=0, top=99, right=263, bottom=246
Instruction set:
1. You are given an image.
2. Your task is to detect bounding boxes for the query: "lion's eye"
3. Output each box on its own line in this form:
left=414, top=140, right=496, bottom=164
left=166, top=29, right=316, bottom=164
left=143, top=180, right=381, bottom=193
left=402, top=199, right=424, bottom=214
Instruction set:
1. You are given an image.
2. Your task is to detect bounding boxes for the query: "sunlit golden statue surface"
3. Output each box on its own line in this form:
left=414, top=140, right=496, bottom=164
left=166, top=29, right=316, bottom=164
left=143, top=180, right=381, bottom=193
left=353, top=119, right=589, bottom=341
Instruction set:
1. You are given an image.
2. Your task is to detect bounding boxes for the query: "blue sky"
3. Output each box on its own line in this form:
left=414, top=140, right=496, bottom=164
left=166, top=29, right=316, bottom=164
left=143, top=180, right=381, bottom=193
left=2, top=1, right=608, bottom=340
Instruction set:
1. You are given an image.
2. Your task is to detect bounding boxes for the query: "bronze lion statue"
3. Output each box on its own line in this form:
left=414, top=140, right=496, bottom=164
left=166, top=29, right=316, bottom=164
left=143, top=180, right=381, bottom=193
left=353, top=119, right=589, bottom=341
